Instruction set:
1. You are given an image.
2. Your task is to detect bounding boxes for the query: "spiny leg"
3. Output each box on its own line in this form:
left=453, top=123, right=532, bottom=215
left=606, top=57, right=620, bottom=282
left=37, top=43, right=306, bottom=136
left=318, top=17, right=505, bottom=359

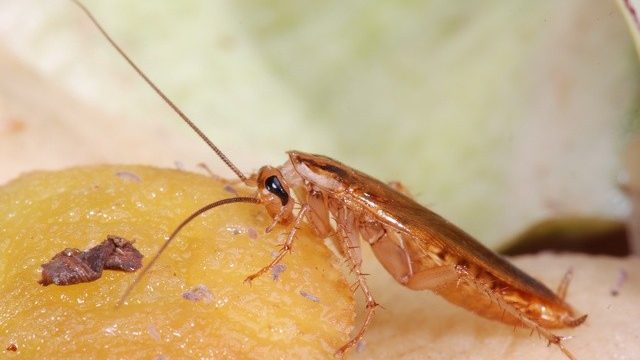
left=387, top=181, right=413, bottom=197
left=464, top=274, right=579, bottom=360
left=334, top=226, right=378, bottom=356
left=244, top=205, right=309, bottom=284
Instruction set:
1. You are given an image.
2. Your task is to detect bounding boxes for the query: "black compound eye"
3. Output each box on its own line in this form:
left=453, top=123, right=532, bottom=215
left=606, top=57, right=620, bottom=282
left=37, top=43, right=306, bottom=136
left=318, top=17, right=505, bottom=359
left=264, top=175, right=289, bottom=206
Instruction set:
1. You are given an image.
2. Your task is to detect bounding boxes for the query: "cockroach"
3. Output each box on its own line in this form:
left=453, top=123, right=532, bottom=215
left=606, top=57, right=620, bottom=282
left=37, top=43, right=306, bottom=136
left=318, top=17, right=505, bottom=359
left=73, top=1, right=587, bottom=358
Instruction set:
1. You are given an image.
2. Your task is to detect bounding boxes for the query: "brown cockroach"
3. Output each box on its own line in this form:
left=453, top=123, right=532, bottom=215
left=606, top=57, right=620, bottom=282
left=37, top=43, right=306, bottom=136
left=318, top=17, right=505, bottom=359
left=73, top=1, right=587, bottom=358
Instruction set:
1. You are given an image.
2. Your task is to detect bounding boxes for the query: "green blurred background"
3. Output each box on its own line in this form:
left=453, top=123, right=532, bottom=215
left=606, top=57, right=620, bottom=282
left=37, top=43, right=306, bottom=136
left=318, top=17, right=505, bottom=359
left=0, top=0, right=638, bottom=250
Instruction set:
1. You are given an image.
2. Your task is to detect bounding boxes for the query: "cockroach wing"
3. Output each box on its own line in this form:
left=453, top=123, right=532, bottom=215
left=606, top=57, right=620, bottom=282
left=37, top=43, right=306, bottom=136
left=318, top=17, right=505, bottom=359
left=352, top=169, right=561, bottom=304
left=289, top=151, right=563, bottom=306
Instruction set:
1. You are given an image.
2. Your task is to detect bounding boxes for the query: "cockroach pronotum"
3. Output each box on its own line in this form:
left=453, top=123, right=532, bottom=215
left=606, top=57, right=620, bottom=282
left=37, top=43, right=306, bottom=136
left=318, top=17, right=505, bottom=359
left=72, top=1, right=587, bottom=358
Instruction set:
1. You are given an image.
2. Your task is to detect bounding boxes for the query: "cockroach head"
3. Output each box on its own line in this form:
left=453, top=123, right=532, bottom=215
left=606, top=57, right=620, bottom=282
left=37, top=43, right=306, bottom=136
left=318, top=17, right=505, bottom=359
left=256, top=166, right=295, bottom=225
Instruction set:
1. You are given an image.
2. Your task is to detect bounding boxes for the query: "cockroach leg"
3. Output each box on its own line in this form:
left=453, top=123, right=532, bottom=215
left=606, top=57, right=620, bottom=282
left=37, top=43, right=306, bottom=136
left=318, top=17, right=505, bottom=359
left=387, top=181, right=412, bottom=197
left=265, top=204, right=293, bottom=234
left=556, top=268, right=574, bottom=300
left=465, top=274, right=579, bottom=360
left=335, top=226, right=379, bottom=357
left=74, top=2, right=587, bottom=356
left=367, top=229, right=413, bottom=285
left=405, top=265, right=460, bottom=290
left=244, top=205, right=310, bottom=284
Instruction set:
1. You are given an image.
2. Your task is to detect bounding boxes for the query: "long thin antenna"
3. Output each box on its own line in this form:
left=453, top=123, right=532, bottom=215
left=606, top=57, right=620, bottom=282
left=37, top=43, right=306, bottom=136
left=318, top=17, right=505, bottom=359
left=71, top=0, right=248, bottom=183
left=117, top=196, right=260, bottom=306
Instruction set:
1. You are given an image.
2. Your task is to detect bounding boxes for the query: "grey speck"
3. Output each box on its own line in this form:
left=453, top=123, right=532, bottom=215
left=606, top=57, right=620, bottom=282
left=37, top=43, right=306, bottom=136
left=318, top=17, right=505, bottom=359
left=182, top=284, right=214, bottom=303
left=271, top=264, right=286, bottom=281
left=147, top=324, right=161, bottom=341
left=299, top=290, right=320, bottom=303
left=223, top=184, right=238, bottom=195
left=115, top=171, right=141, bottom=182
left=610, top=268, right=628, bottom=296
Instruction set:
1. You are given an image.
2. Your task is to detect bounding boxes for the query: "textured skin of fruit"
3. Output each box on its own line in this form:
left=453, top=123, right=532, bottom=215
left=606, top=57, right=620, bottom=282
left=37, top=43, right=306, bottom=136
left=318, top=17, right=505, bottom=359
left=0, top=165, right=354, bottom=359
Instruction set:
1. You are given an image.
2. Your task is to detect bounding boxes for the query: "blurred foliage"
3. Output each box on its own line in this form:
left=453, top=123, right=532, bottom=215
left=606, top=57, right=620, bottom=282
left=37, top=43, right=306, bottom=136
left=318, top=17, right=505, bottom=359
left=0, top=0, right=638, bottom=249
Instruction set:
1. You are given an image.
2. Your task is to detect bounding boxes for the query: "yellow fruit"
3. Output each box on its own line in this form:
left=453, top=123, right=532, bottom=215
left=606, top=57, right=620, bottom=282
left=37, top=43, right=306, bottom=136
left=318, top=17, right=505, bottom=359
left=0, top=165, right=354, bottom=358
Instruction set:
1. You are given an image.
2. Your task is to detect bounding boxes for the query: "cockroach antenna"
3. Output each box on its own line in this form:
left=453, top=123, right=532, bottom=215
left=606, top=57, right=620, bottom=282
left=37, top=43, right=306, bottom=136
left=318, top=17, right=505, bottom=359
left=70, top=0, right=261, bottom=305
left=71, top=0, right=249, bottom=183
left=117, top=197, right=260, bottom=306
left=71, top=3, right=587, bottom=358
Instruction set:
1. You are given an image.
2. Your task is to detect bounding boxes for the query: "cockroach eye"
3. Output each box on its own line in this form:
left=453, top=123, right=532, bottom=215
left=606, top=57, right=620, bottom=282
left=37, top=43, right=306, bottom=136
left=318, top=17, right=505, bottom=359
left=264, top=176, right=289, bottom=206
